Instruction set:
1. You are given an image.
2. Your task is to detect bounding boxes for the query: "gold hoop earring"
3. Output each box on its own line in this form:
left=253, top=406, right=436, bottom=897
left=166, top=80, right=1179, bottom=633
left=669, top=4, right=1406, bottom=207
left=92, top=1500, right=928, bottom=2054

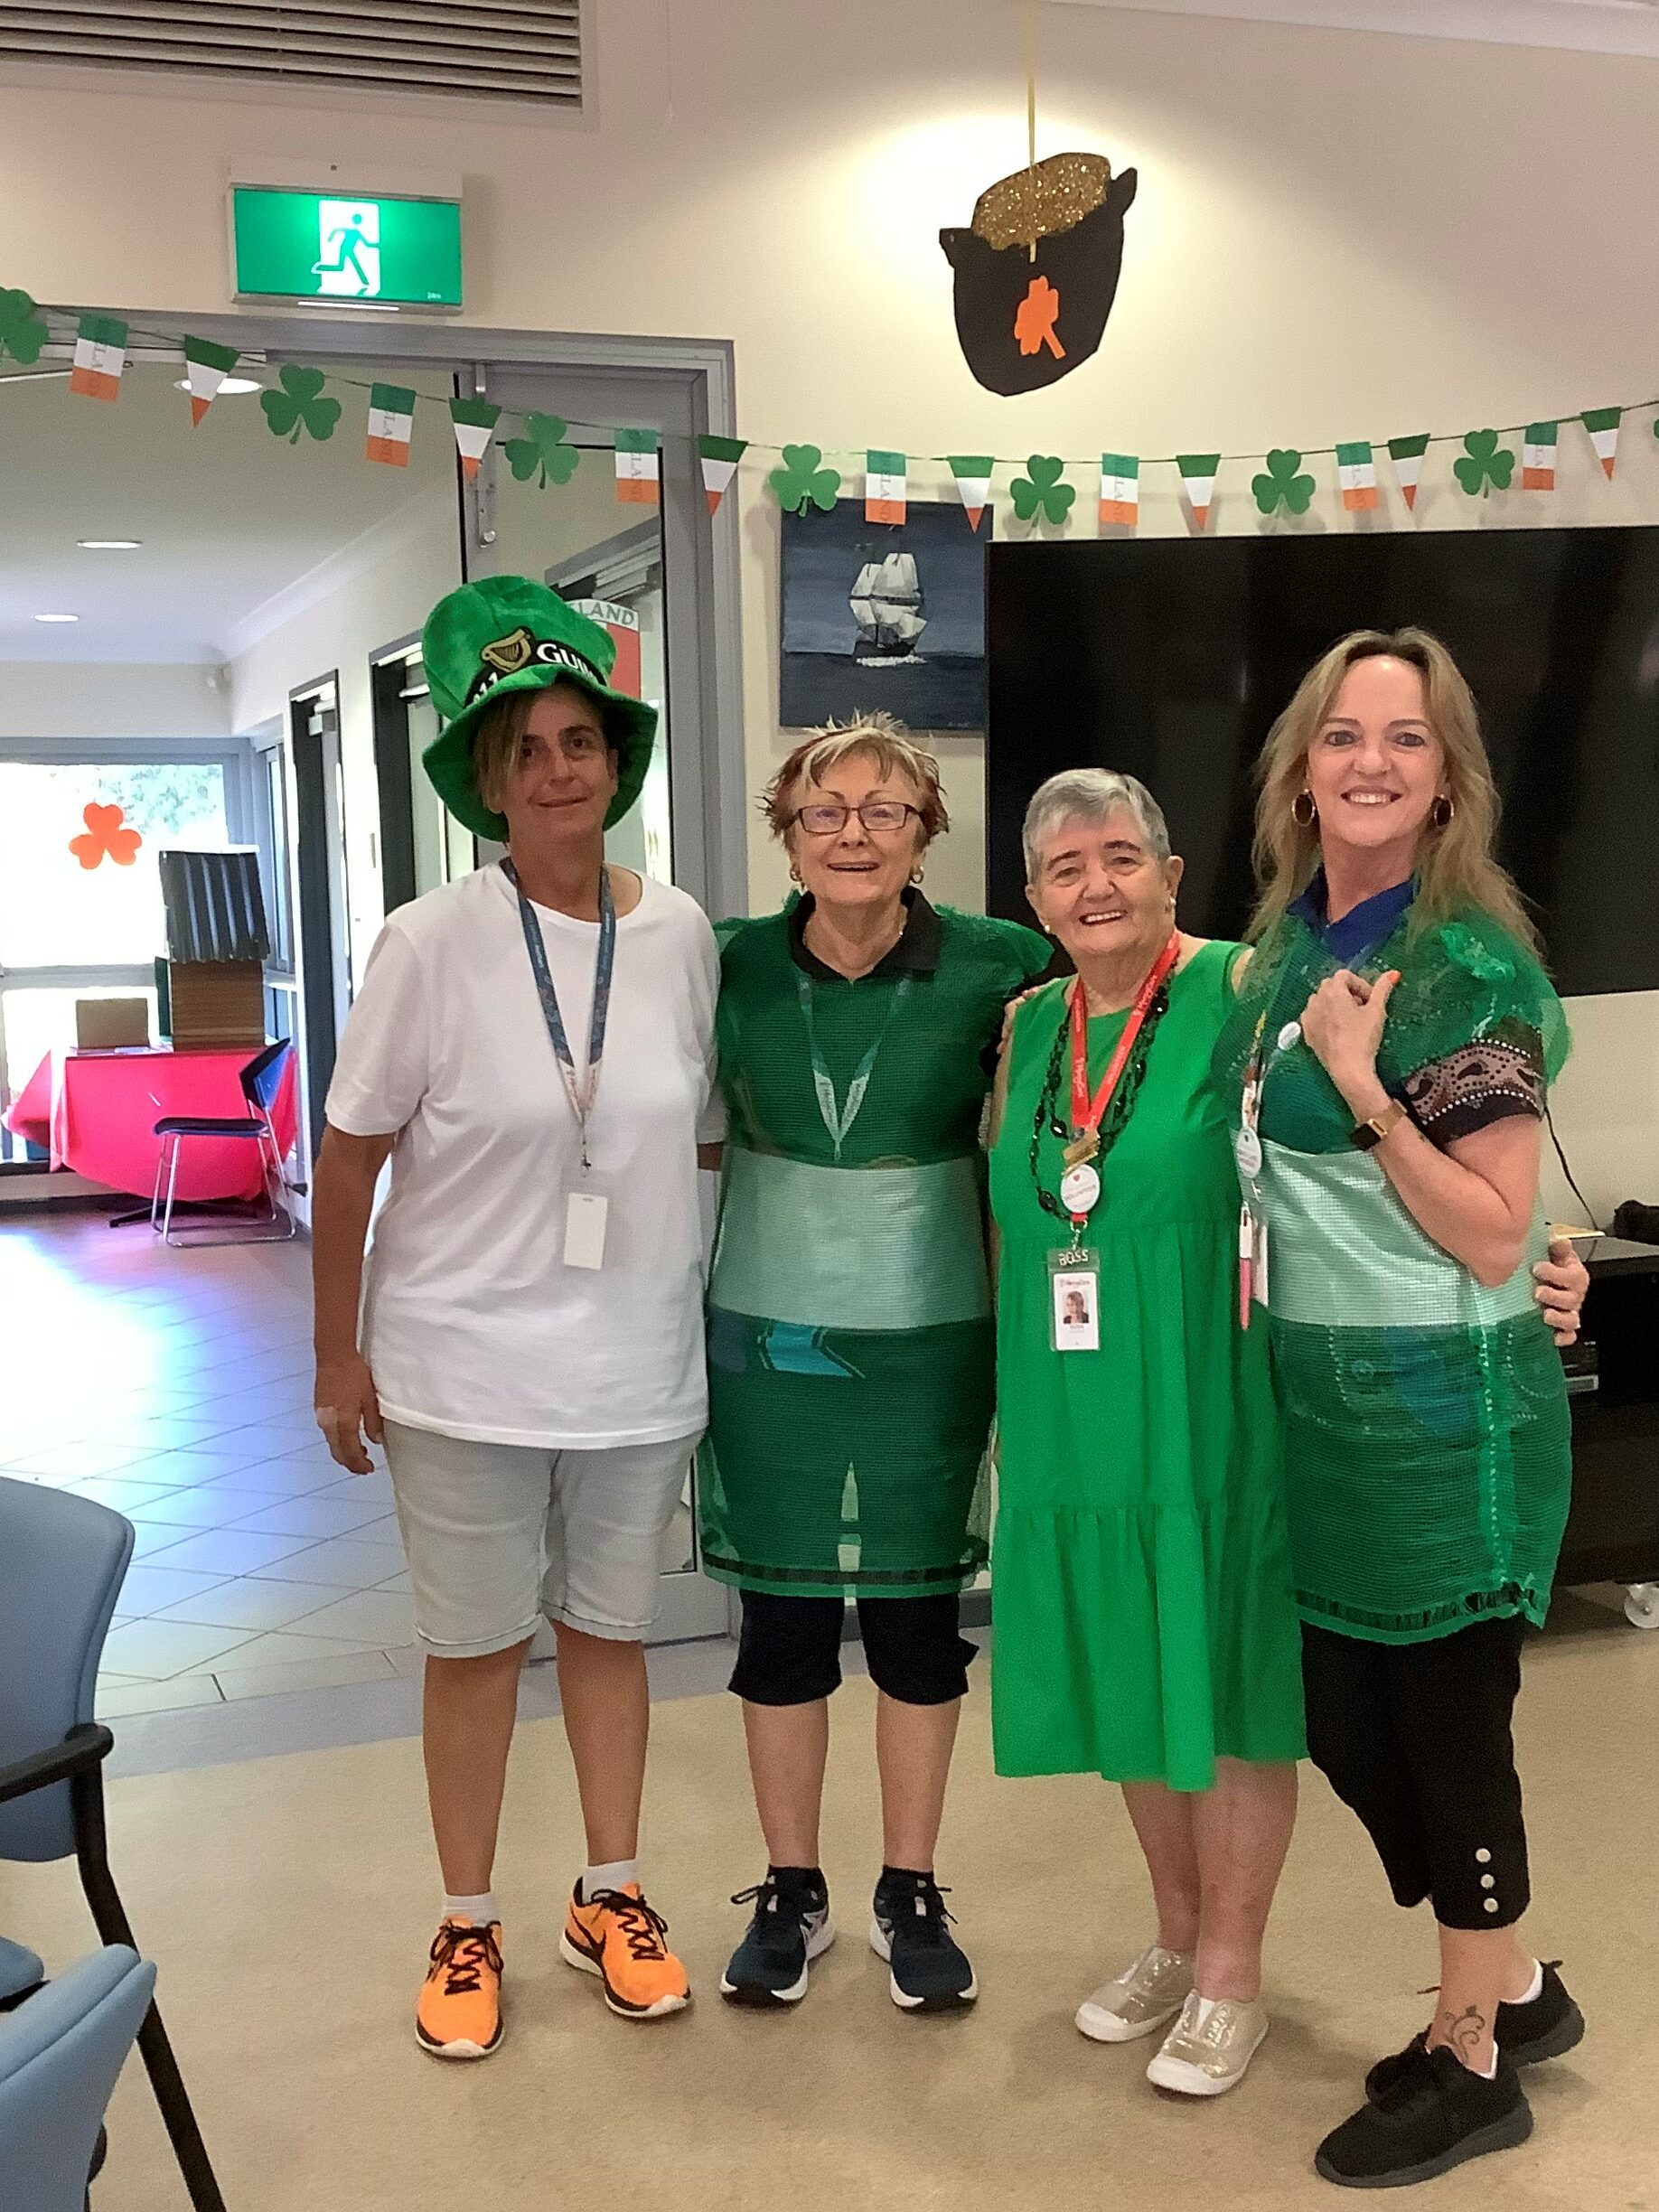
left=788, top=864, right=804, bottom=887
left=1431, top=794, right=1455, bottom=829
left=1292, top=789, right=1317, bottom=828
left=910, top=866, right=925, bottom=886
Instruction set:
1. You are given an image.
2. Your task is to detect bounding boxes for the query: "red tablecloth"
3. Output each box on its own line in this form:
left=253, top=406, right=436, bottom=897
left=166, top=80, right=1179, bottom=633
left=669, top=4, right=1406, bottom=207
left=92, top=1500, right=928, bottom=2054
left=5, top=1046, right=299, bottom=1202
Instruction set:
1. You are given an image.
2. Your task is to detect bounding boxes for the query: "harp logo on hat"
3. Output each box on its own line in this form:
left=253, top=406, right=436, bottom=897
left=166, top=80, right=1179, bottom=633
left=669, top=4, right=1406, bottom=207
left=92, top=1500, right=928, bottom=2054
left=465, top=626, right=605, bottom=704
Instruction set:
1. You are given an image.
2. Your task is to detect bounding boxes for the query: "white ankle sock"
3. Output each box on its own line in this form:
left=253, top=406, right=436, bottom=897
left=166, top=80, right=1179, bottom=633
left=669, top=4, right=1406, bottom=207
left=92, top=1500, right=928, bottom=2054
left=443, top=1891, right=497, bottom=1926
left=1476, top=2047, right=1499, bottom=2078
left=1512, top=1959, right=1544, bottom=2007
left=580, top=1858, right=639, bottom=1902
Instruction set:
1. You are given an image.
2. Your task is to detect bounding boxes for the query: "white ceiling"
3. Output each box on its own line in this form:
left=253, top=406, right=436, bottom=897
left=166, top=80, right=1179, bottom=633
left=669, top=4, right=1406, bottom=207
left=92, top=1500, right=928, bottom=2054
left=1054, top=0, right=1659, bottom=57
left=0, top=359, right=457, bottom=665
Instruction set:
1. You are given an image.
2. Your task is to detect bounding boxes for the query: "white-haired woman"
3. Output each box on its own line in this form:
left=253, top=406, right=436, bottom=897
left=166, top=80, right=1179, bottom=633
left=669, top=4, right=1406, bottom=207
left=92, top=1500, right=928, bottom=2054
left=699, top=717, right=1049, bottom=2013
left=986, top=761, right=1587, bottom=2109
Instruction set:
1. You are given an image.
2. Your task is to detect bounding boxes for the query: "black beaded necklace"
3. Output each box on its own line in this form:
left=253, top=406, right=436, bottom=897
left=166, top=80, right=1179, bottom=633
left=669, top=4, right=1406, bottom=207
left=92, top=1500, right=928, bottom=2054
left=1027, top=979, right=1172, bottom=1223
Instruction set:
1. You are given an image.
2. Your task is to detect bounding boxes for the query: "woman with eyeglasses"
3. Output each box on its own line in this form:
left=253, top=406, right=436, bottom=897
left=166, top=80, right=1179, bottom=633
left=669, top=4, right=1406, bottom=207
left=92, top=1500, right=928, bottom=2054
left=698, top=714, right=1049, bottom=2015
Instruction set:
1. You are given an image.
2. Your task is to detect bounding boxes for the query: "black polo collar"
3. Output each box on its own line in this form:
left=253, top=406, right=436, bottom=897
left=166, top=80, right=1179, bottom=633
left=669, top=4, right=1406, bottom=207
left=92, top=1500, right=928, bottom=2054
left=787, top=886, right=942, bottom=980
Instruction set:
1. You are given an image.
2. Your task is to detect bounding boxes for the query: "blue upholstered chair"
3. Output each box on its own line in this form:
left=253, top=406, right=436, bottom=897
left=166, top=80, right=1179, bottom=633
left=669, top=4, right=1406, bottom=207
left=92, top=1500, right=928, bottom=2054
left=0, top=1477, right=224, bottom=2210
left=0, top=1946, right=154, bottom=2212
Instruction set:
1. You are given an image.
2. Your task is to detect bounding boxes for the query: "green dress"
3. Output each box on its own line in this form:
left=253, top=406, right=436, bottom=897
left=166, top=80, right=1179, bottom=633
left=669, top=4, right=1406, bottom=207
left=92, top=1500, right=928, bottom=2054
left=698, top=894, right=1049, bottom=1599
left=989, top=942, right=1307, bottom=1791
left=1212, top=904, right=1573, bottom=1645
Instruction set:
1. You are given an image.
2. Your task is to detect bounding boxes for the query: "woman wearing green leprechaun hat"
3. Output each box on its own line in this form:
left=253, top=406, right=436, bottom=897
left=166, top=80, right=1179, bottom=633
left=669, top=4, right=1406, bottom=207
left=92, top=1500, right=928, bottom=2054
left=312, top=577, right=724, bottom=2057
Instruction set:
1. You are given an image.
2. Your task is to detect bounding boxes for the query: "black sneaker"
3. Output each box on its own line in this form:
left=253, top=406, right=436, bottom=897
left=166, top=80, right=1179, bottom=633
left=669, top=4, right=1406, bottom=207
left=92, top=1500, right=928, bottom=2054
left=719, top=1872, right=834, bottom=2005
left=869, top=1871, right=978, bottom=2012
left=1317, top=2045, right=1532, bottom=2189
left=1365, top=1963, right=1584, bottom=2104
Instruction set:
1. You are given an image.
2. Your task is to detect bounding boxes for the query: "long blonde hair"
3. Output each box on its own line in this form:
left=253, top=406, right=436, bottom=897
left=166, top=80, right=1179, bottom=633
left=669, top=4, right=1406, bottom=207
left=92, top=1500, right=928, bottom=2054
left=1248, top=627, right=1538, bottom=950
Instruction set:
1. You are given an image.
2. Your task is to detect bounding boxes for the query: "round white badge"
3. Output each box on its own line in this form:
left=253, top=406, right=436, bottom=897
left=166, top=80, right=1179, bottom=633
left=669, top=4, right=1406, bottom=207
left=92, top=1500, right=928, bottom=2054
left=1277, top=1020, right=1302, bottom=1053
left=1234, top=1126, right=1264, bottom=1180
left=1059, top=1162, right=1102, bottom=1216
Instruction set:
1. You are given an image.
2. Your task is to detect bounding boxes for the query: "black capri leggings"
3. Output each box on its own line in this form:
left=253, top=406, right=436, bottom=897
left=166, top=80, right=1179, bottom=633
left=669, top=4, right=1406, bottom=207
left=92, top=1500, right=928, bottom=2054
left=1301, top=1616, right=1529, bottom=1931
left=730, top=1589, right=977, bottom=1709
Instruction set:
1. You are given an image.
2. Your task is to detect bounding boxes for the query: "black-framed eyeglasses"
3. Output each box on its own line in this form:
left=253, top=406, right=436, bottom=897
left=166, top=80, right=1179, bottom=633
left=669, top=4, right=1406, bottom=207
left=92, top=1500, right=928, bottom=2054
left=791, top=801, right=921, bottom=835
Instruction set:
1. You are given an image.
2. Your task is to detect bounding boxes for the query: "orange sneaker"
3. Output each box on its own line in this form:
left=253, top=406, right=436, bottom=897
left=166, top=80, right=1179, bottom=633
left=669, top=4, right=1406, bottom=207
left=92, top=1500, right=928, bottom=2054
left=560, top=1882, right=690, bottom=2019
left=416, top=1917, right=504, bottom=2059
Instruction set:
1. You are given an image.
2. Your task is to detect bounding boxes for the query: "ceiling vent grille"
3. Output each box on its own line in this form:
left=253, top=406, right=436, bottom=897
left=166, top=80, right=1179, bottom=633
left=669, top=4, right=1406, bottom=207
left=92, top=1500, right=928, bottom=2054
left=0, top=0, right=583, bottom=109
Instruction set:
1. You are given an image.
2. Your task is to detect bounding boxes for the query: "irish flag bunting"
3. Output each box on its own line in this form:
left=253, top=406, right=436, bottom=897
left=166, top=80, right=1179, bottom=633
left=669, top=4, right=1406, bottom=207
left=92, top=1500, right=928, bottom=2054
left=69, top=314, right=127, bottom=402
left=866, top=450, right=907, bottom=526
left=1582, top=407, right=1622, bottom=478
left=183, top=336, right=239, bottom=426
left=1336, top=440, right=1379, bottom=513
left=614, top=428, right=661, bottom=506
left=697, top=433, right=746, bottom=514
left=948, top=455, right=994, bottom=530
left=1522, top=421, right=1558, bottom=492
left=448, top=398, right=500, bottom=481
left=1177, top=454, right=1221, bottom=532
left=365, top=384, right=416, bottom=467
left=1100, top=453, right=1139, bottom=528
left=1387, top=434, right=1431, bottom=511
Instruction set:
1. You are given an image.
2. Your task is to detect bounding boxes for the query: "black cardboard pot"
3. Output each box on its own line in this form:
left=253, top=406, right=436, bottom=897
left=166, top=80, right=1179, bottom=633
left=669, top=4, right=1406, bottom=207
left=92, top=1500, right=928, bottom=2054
left=941, top=169, right=1138, bottom=396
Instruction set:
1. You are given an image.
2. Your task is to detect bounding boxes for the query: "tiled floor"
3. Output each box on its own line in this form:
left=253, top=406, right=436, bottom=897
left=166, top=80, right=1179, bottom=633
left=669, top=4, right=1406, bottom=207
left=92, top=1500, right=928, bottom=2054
left=0, top=1209, right=418, bottom=1716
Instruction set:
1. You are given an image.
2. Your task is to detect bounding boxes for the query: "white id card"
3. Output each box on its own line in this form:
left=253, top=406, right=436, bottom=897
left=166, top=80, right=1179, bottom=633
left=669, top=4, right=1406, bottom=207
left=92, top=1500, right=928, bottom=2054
left=563, top=1190, right=609, bottom=1270
left=1048, top=1253, right=1101, bottom=1353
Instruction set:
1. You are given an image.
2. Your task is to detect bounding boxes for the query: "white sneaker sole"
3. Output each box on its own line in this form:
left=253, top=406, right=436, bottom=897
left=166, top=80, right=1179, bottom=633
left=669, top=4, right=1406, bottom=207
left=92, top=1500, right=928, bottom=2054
left=719, top=1917, right=837, bottom=2004
left=1146, top=2016, right=1269, bottom=2096
left=558, top=1932, right=690, bottom=2019
left=1075, top=1996, right=1186, bottom=2044
left=415, top=2022, right=501, bottom=2061
left=867, top=1916, right=979, bottom=2010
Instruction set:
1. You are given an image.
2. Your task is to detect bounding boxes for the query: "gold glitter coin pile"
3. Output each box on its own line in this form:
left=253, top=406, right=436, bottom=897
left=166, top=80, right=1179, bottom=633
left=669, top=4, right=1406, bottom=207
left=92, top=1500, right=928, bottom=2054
left=971, top=151, right=1113, bottom=251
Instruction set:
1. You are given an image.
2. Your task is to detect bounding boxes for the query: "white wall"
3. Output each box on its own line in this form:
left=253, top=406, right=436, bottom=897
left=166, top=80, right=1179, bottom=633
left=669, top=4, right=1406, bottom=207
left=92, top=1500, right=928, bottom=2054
left=0, top=661, right=230, bottom=743
left=4, top=0, right=1657, bottom=1215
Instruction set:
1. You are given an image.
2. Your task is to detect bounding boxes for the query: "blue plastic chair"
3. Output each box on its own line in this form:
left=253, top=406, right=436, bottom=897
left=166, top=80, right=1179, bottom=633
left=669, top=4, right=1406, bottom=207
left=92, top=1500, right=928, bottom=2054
left=0, top=1477, right=224, bottom=2209
left=0, top=1946, right=155, bottom=2212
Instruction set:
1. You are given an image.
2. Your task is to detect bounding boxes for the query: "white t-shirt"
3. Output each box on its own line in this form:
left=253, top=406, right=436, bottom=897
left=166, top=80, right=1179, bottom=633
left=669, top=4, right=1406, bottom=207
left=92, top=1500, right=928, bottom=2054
left=325, top=863, right=725, bottom=1448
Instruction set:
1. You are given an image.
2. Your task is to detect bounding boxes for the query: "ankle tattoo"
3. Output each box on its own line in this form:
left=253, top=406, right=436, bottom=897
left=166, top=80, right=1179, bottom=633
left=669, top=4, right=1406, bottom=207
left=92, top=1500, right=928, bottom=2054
left=1439, top=2002, right=1488, bottom=2060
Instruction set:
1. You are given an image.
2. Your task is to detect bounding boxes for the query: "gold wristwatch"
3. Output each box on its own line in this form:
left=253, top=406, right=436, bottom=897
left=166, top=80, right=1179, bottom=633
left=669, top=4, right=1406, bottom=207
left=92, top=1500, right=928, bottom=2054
left=1350, top=1100, right=1407, bottom=1151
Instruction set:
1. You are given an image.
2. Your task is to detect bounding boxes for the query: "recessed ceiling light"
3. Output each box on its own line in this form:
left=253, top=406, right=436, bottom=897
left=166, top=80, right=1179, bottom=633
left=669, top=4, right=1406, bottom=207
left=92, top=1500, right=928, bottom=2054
left=35, top=613, right=80, bottom=623
left=171, top=375, right=263, bottom=397
left=78, top=539, right=143, bottom=550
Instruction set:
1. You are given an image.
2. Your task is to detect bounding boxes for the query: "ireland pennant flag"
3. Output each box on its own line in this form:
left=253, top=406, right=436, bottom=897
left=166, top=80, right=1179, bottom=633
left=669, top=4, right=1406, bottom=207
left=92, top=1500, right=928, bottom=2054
left=1336, top=441, right=1379, bottom=514
left=1176, top=454, right=1221, bottom=532
left=366, top=384, right=416, bottom=468
left=1100, top=453, right=1139, bottom=528
left=866, top=450, right=906, bottom=526
left=1387, top=433, right=1431, bottom=512
left=615, top=428, right=661, bottom=507
left=183, top=336, right=239, bottom=426
left=448, top=397, right=501, bottom=482
left=1582, top=407, right=1622, bottom=479
left=1522, top=422, right=1558, bottom=492
left=948, top=455, right=994, bottom=531
left=69, top=314, right=127, bottom=403
left=697, top=433, right=746, bottom=515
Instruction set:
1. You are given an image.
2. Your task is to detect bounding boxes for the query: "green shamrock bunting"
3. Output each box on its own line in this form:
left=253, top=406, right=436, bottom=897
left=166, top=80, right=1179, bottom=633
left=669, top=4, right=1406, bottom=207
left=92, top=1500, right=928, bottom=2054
left=0, top=288, right=49, bottom=367
left=769, top=445, right=841, bottom=513
left=1010, top=455, right=1075, bottom=527
left=503, top=411, right=580, bottom=489
left=259, top=365, right=341, bottom=445
left=1251, top=448, right=1316, bottom=516
left=1452, top=429, right=1514, bottom=497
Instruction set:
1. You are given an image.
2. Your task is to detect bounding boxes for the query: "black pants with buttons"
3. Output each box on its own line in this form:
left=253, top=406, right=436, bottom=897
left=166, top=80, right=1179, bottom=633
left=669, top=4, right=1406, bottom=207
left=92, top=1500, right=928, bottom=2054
left=1300, top=1617, right=1530, bottom=1930
left=730, top=1589, right=977, bottom=1708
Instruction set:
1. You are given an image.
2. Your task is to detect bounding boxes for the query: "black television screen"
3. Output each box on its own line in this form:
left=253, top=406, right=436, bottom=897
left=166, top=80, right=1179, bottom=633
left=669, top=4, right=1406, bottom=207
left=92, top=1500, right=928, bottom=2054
left=986, top=527, right=1659, bottom=996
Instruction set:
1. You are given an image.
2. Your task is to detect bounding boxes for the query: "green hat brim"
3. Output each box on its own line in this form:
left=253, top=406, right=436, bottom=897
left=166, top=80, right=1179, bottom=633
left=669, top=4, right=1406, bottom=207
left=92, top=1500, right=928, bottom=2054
left=422, top=668, right=658, bottom=843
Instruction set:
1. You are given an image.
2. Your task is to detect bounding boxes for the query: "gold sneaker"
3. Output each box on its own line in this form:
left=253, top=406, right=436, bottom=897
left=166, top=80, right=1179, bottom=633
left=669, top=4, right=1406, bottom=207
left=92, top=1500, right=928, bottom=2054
left=1146, top=1991, right=1269, bottom=2096
left=1075, top=1943, right=1195, bottom=2044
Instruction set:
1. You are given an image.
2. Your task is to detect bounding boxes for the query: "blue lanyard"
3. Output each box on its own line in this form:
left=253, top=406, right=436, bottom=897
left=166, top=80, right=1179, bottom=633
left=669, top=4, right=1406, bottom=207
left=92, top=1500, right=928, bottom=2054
left=504, top=860, right=615, bottom=1167
left=795, top=970, right=912, bottom=1162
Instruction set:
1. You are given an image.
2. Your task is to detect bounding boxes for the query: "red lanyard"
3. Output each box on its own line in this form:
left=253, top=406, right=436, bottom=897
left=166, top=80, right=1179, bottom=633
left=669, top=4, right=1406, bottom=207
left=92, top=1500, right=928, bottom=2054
left=1068, top=933, right=1181, bottom=1139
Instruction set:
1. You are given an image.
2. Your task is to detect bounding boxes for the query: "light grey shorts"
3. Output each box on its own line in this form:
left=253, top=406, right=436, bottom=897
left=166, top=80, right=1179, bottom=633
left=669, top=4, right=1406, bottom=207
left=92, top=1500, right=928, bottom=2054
left=381, top=1421, right=699, bottom=1660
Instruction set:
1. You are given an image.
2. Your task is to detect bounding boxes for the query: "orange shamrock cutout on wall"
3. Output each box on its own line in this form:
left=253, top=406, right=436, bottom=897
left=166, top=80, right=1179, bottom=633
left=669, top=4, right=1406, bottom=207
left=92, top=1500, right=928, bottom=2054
left=70, top=801, right=143, bottom=870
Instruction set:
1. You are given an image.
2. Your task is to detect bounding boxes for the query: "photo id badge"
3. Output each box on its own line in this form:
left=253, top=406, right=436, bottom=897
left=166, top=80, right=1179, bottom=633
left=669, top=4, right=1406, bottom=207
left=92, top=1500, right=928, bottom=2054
left=1047, top=1247, right=1101, bottom=1354
left=560, top=1165, right=622, bottom=1271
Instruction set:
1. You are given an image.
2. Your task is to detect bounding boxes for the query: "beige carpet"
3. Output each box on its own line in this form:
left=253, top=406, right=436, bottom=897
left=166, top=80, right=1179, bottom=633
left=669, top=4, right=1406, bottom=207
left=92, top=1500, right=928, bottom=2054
left=5, top=1597, right=1654, bottom=2212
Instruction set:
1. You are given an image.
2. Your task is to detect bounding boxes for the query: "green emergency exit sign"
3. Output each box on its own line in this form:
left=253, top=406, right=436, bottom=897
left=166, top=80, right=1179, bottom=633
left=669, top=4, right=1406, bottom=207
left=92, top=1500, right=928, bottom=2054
left=230, top=187, right=463, bottom=308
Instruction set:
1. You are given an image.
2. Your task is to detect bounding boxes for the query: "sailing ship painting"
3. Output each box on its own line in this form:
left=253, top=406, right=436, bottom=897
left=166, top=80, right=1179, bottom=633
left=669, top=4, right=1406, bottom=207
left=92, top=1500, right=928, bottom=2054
left=779, top=501, right=989, bottom=730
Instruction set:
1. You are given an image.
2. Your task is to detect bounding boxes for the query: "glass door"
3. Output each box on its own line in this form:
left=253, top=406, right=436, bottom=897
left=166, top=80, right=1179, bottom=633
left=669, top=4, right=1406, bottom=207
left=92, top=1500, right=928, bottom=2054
left=288, top=676, right=351, bottom=1162
left=371, top=638, right=478, bottom=914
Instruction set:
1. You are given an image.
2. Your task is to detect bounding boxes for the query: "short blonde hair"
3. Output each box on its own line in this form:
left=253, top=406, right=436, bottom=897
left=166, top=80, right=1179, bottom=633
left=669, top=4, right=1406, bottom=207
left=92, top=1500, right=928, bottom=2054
left=763, top=713, right=950, bottom=842
left=1250, top=628, right=1537, bottom=950
left=471, top=681, right=611, bottom=817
